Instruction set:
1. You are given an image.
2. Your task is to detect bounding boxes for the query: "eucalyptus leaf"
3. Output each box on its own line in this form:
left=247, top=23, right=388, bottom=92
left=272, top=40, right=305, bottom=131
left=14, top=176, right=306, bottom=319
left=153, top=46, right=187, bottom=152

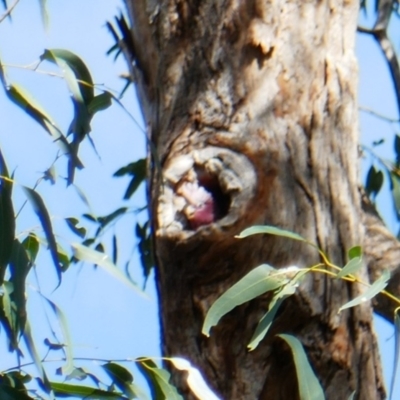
left=1, top=82, right=79, bottom=168
left=137, top=358, right=183, bottom=400
left=202, top=264, right=288, bottom=336
left=22, top=233, right=39, bottom=264
left=366, top=165, right=383, bottom=199
left=9, top=239, right=32, bottom=334
left=277, top=334, right=325, bottom=400
left=0, top=148, right=15, bottom=283
left=71, top=243, right=144, bottom=296
left=102, top=362, right=149, bottom=400
left=236, top=225, right=310, bottom=245
left=336, top=257, right=363, bottom=278
left=23, top=321, right=53, bottom=397
left=348, top=246, right=362, bottom=260
left=339, top=270, right=390, bottom=312
left=248, top=283, right=297, bottom=351
left=51, top=382, right=127, bottom=399
left=390, top=309, right=400, bottom=400
left=24, top=187, right=62, bottom=286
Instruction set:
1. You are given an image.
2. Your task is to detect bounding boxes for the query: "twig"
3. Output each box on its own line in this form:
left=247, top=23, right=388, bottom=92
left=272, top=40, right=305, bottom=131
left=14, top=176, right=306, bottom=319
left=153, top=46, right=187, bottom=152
left=359, top=105, right=400, bottom=123
left=358, top=0, right=400, bottom=121
left=0, top=0, right=20, bottom=24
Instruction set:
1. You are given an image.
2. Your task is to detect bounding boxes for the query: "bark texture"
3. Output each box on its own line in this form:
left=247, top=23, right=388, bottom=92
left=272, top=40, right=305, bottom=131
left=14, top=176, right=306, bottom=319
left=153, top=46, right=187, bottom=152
left=125, top=1, right=389, bottom=399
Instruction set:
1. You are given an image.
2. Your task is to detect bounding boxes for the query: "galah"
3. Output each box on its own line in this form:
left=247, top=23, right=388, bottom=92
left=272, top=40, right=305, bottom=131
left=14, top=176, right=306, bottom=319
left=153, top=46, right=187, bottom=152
left=178, top=181, right=215, bottom=229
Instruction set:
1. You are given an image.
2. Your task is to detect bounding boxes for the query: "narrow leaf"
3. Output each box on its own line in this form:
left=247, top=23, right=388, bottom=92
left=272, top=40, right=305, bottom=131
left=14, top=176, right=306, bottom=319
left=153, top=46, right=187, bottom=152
left=336, top=257, right=363, bottom=278
left=71, top=243, right=144, bottom=295
left=65, top=218, right=86, bottom=238
left=390, top=309, right=400, bottom=400
left=169, top=357, right=221, bottom=400
left=38, top=0, right=49, bottom=29
left=114, top=159, right=146, bottom=200
left=0, top=385, right=34, bottom=400
left=0, top=149, right=15, bottom=283
left=3, top=83, right=79, bottom=168
left=88, top=92, right=112, bottom=115
left=22, top=233, right=40, bottom=264
left=339, top=270, right=390, bottom=312
left=9, top=240, right=32, bottom=334
left=51, top=382, right=126, bottom=399
left=395, top=134, right=400, bottom=165
left=23, top=321, right=53, bottom=397
left=278, top=334, right=325, bottom=400
left=202, top=264, right=288, bottom=336
left=236, top=225, right=308, bottom=243
left=112, top=235, right=118, bottom=265
left=248, top=283, right=297, bottom=351
left=102, top=362, right=149, bottom=400
left=137, top=358, right=183, bottom=400
left=391, top=173, right=400, bottom=219
left=42, top=296, right=74, bottom=375
left=365, top=165, right=383, bottom=198
left=24, top=187, right=61, bottom=286
left=41, top=49, right=94, bottom=104
left=347, top=392, right=356, bottom=400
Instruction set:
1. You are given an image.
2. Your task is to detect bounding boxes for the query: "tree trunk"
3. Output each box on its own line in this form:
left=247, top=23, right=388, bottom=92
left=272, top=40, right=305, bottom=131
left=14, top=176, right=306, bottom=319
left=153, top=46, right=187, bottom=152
left=124, top=1, right=387, bottom=399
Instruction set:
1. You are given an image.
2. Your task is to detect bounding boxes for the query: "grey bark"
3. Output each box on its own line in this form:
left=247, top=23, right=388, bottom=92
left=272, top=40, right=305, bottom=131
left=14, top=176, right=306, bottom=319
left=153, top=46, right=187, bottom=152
left=123, top=1, right=394, bottom=399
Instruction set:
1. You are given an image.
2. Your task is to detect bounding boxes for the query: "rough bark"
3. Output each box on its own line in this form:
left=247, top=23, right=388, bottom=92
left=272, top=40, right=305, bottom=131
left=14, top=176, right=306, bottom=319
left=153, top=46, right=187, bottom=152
left=124, top=1, right=391, bottom=399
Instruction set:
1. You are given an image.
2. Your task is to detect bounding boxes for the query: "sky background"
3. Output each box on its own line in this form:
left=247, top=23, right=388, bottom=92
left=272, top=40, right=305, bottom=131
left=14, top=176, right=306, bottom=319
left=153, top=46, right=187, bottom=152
left=0, top=0, right=399, bottom=398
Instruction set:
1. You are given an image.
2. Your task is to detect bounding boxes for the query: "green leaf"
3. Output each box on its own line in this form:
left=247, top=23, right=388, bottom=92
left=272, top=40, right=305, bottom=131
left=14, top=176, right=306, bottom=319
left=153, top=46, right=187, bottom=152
left=71, top=243, right=144, bottom=296
left=0, top=80, right=80, bottom=169
left=348, top=246, right=362, bottom=260
left=38, top=0, right=49, bottom=29
left=51, top=382, right=127, bottom=399
left=112, top=234, right=118, bottom=265
left=0, top=149, right=15, bottom=283
left=202, top=264, right=288, bottom=336
left=65, top=217, right=86, bottom=238
left=236, top=225, right=309, bottom=244
left=88, top=92, right=112, bottom=115
left=102, top=362, right=149, bottom=400
left=365, top=166, right=383, bottom=199
left=336, top=257, right=363, bottom=278
left=41, top=49, right=94, bottom=105
left=277, top=334, right=325, bottom=400
left=0, top=385, right=34, bottom=400
left=9, top=240, right=32, bottom=334
left=97, top=207, right=128, bottom=230
left=395, top=134, right=400, bottom=165
left=41, top=49, right=95, bottom=183
left=169, top=357, right=221, bottom=400
left=114, top=159, right=146, bottom=200
left=0, top=371, right=33, bottom=399
left=24, top=187, right=62, bottom=286
left=137, top=358, right=183, bottom=400
left=22, top=233, right=40, bottom=264
left=41, top=296, right=74, bottom=375
left=391, top=173, right=400, bottom=219
left=390, top=309, right=400, bottom=400
left=23, top=321, right=53, bottom=397
left=135, top=222, right=154, bottom=282
left=339, top=270, right=391, bottom=312
left=248, top=283, right=297, bottom=351
left=347, top=391, right=356, bottom=400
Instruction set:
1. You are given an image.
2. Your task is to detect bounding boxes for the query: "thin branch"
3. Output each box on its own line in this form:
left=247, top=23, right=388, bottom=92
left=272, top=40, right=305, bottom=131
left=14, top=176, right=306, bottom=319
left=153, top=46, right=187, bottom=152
left=359, top=105, right=400, bottom=123
left=358, top=1, right=400, bottom=123
left=0, top=0, right=20, bottom=24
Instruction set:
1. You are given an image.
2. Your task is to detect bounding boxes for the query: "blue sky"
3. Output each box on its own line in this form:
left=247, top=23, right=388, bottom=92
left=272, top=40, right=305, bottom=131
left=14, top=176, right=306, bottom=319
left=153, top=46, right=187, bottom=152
left=0, top=0, right=399, bottom=398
